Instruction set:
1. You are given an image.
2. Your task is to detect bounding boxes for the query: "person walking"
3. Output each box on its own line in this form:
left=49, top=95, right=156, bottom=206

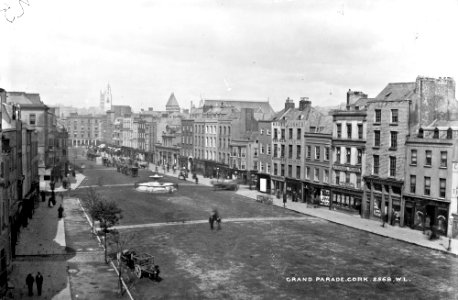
left=35, top=272, right=43, bottom=296
left=41, top=190, right=46, bottom=202
left=58, top=205, right=64, bottom=218
left=26, top=273, right=34, bottom=296
left=283, top=193, right=287, bottom=208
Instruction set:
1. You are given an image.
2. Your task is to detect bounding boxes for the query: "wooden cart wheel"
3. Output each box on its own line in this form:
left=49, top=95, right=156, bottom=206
left=134, top=264, right=142, bottom=279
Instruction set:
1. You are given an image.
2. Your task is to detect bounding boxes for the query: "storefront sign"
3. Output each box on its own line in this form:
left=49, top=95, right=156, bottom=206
left=319, top=189, right=330, bottom=206
left=339, top=182, right=355, bottom=188
left=260, top=178, right=267, bottom=193
left=333, top=165, right=361, bottom=173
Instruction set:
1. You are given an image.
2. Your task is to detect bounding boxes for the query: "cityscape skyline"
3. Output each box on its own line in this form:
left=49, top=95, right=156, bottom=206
left=2, top=0, right=458, bottom=112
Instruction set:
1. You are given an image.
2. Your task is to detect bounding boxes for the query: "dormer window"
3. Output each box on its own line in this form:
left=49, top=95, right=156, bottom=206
left=418, top=128, right=424, bottom=138
left=433, top=128, right=439, bottom=139
left=447, top=128, right=453, bottom=139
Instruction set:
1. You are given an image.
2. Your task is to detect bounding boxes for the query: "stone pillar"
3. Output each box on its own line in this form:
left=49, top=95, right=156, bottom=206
left=362, top=181, right=368, bottom=218
left=369, top=182, right=374, bottom=218
left=381, top=185, right=386, bottom=222
left=400, top=196, right=405, bottom=227
left=388, top=186, right=393, bottom=225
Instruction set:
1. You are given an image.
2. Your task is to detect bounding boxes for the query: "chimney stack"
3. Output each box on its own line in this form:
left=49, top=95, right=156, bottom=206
left=299, top=97, right=311, bottom=111
left=284, top=97, right=295, bottom=111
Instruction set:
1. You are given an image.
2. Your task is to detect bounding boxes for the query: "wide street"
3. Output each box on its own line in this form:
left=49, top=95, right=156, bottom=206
left=73, top=156, right=458, bottom=300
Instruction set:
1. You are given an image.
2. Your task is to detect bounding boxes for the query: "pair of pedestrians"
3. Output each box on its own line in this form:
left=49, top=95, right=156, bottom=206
left=26, top=272, right=44, bottom=296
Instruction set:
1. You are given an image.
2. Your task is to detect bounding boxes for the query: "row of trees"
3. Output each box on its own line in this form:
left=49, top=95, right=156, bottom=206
left=81, top=188, right=133, bottom=294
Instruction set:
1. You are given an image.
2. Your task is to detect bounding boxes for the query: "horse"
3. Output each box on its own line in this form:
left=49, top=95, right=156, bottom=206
left=209, top=211, right=221, bottom=230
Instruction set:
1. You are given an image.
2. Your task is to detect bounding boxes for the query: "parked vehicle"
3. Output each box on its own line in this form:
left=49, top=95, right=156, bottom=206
left=211, top=179, right=239, bottom=191
left=117, top=250, right=159, bottom=279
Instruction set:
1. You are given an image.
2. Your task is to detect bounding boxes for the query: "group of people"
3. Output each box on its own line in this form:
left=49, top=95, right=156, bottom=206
left=26, top=272, right=43, bottom=297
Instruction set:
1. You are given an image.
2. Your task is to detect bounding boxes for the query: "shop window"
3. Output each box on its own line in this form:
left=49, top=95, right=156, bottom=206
left=440, top=151, right=447, bottom=168
left=410, top=175, right=416, bottom=193
left=424, top=177, right=431, bottom=196
left=425, top=150, right=432, bottom=166
left=439, top=178, right=446, bottom=198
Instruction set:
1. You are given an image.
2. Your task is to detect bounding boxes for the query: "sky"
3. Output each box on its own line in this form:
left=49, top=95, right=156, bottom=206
left=1, top=0, right=458, bottom=112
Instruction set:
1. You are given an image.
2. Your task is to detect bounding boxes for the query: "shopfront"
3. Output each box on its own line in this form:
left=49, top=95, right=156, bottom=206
left=271, top=175, right=285, bottom=197
left=285, top=178, right=302, bottom=202
left=330, top=185, right=362, bottom=215
left=404, top=196, right=449, bottom=236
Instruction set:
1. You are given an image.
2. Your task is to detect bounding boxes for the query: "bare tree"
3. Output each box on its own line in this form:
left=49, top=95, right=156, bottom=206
left=91, top=199, right=123, bottom=263
left=111, top=232, right=137, bottom=295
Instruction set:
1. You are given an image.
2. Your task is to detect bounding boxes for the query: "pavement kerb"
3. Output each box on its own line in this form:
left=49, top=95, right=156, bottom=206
left=275, top=204, right=457, bottom=257
left=76, top=198, right=134, bottom=300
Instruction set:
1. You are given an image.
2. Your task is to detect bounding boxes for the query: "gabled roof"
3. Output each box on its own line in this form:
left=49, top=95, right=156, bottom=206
left=374, top=82, right=416, bottom=101
left=166, top=93, right=180, bottom=108
left=7, top=91, right=45, bottom=106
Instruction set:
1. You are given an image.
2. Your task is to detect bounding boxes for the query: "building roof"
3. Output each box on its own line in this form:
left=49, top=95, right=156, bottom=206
left=374, top=82, right=416, bottom=101
left=202, top=99, right=275, bottom=118
left=7, top=91, right=45, bottom=106
left=166, top=93, right=180, bottom=110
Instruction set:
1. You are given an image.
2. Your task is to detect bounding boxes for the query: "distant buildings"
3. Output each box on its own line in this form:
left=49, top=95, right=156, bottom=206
left=51, top=76, right=458, bottom=239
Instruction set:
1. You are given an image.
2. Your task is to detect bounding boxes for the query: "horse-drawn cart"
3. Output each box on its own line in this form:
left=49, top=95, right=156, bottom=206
left=117, top=250, right=159, bottom=279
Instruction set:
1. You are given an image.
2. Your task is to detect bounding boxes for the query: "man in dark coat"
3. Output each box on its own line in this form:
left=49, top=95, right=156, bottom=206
left=35, top=272, right=44, bottom=296
left=26, top=273, right=34, bottom=296
left=283, top=193, right=287, bottom=208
